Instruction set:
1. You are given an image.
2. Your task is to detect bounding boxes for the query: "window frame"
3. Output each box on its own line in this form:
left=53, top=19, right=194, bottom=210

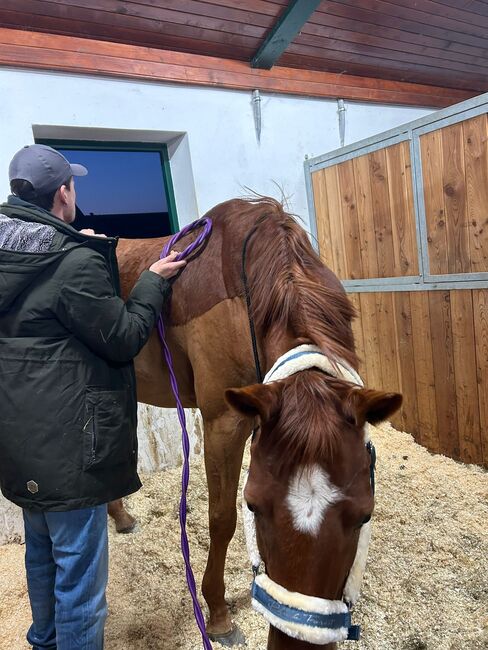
left=36, top=139, right=179, bottom=235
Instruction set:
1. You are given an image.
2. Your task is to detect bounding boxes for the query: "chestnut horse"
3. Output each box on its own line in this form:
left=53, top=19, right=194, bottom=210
left=114, top=198, right=401, bottom=649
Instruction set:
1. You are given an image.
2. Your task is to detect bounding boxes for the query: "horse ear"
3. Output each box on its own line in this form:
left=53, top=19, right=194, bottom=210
left=344, top=388, right=402, bottom=428
left=225, top=383, right=281, bottom=422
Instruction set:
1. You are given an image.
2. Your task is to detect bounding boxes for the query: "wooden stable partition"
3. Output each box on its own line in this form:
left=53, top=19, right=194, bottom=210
left=306, top=93, right=488, bottom=467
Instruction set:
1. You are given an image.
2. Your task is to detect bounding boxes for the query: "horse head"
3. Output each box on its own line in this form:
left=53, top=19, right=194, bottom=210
left=226, top=364, right=401, bottom=650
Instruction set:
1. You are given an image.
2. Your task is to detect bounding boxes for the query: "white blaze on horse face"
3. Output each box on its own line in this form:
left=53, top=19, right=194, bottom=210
left=286, top=465, right=342, bottom=536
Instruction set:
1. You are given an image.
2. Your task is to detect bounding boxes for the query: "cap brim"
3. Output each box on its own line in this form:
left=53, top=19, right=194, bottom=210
left=70, top=163, right=88, bottom=177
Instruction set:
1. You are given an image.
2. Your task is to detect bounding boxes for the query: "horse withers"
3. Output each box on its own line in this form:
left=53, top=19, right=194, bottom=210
left=112, top=198, right=402, bottom=649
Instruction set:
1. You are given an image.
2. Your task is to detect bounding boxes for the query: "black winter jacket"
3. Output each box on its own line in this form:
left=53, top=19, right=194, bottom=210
left=0, top=196, right=170, bottom=511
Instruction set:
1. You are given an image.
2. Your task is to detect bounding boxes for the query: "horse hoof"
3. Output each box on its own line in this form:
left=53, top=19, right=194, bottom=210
left=115, top=516, right=137, bottom=534
left=208, top=625, right=246, bottom=647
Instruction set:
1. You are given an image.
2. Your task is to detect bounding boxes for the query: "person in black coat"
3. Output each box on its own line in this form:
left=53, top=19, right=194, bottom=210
left=0, top=144, right=185, bottom=650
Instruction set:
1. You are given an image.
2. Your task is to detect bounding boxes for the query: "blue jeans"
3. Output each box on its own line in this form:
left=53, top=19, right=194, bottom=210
left=23, top=505, right=108, bottom=650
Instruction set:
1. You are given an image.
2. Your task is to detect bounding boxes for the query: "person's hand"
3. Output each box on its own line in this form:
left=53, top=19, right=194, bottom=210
left=149, top=251, right=186, bottom=279
left=80, top=228, right=107, bottom=238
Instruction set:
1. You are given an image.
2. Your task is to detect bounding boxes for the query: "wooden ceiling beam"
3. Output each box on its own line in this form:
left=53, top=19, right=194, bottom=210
left=0, top=28, right=475, bottom=108
left=251, top=0, right=322, bottom=69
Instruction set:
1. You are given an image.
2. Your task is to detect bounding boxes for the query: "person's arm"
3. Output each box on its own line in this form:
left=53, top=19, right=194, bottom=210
left=56, top=249, right=185, bottom=363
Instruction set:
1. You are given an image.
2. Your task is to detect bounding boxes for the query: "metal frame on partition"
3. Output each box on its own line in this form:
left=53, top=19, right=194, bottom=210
left=304, top=91, right=488, bottom=293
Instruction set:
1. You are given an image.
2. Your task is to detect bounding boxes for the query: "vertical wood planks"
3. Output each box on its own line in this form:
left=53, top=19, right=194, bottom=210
left=393, top=291, right=420, bottom=438
left=312, top=141, right=419, bottom=281
left=450, top=290, right=482, bottom=463
left=463, top=114, right=488, bottom=274
left=420, top=129, right=448, bottom=275
left=310, top=109, right=488, bottom=467
left=428, top=291, right=460, bottom=459
left=473, top=289, right=488, bottom=466
left=358, top=292, right=383, bottom=391
left=322, top=165, right=349, bottom=279
left=337, top=160, right=363, bottom=280
left=353, top=153, right=379, bottom=279
left=312, top=169, right=334, bottom=270
left=369, top=148, right=396, bottom=278
left=410, top=291, right=439, bottom=454
left=348, top=292, right=367, bottom=383
left=441, top=123, right=470, bottom=274
left=386, top=141, right=419, bottom=276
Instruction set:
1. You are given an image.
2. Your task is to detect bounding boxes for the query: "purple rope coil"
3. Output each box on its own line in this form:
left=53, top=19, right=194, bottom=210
left=157, top=217, right=213, bottom=649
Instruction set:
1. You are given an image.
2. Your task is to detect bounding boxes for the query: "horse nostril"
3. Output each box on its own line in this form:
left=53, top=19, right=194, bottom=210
left=247, top=503, right=256, bottom=513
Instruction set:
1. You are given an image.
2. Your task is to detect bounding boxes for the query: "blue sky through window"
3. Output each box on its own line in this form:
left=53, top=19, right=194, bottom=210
left=59, top=149, right=168, bottom=216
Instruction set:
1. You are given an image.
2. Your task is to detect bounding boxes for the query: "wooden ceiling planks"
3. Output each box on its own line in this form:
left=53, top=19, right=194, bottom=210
left=281, top=0, right=488, bottom=90
left=0, top=27, right=473, bottom=107
left=0, top=0, right=282, bottom=61
left=0, top=0, right=486, bottom=94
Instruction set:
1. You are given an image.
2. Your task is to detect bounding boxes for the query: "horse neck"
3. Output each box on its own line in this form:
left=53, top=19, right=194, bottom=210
left=261, top=330, right=301, bottom=375
left=268, top=626, right=336, bottom=650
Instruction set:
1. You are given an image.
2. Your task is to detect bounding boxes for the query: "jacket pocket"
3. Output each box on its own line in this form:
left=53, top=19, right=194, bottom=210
left=83, top=386, right=134, bottom=471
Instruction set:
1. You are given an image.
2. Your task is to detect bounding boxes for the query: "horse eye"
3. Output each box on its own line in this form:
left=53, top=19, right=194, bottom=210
left=354, top=513, right=372, bottom=529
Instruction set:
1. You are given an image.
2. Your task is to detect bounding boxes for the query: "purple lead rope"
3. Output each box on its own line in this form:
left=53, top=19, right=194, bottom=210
left=157, top=217, right=213, bottom=650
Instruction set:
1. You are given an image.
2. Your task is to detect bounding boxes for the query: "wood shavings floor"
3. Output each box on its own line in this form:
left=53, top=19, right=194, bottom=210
left=1, top=422, right=486, bottom=649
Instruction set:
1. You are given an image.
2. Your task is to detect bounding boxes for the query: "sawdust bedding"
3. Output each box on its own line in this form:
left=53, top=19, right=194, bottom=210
left=1, top=422, right=486, bottom=650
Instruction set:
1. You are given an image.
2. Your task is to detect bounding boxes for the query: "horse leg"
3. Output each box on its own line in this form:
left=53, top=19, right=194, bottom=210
left=201, top=410, right=249, bottom=645
left=107, top=498, right=137, bottom=534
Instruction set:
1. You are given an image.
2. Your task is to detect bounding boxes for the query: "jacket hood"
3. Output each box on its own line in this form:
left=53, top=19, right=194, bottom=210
left=0, top=198, right=84, bottom=312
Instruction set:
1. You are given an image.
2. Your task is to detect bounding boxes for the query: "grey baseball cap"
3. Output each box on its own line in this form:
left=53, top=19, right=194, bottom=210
left=9, top=144, right=88, bottom=195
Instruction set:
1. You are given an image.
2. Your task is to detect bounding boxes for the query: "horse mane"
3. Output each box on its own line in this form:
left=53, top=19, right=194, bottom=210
left=244, top=197, right=357, bottom=369
left=235, top=197, right=359, bottom=471
left=264, top=371, right=354, bottom=474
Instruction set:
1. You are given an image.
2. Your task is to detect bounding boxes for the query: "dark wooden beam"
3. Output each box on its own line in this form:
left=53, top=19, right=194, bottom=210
left=251, top=0, right=322, bottom=69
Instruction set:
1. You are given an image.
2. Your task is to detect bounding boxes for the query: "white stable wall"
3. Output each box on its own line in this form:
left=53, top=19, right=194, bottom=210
left=0, top=67, right=433, bottom=543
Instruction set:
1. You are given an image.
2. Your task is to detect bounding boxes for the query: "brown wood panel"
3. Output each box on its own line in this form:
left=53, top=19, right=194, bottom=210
left=321, top=166, right=348, bottom=279
left=45, top=0, right=279, bottom=27
left=450, top=290, right=483, bottom=464
left=420, top=129, right=449, bottom=275
left=393, top=292, right=419, bottom=438
left=375, top=292, right=402, bottom=429
left=314, top=110, right=488, bottom=467
left=348, top=287, right=486, bottom=466
left=428, top=291, right=460, bottom=460
left=353, top=154, right=379, bottom=279
left=348, top=292, right=368, bottom=384
left=311, top=169, right=334, bottom=271
left=358, top=293, right=383, bottom=391
left=369, top=148, right=396, bottom=278
left=280, top=50, right=488, bottom=93
left=385, top=141, right=419, bottom=276
left=337, top=160, right=363, bottom=280
left=409, top=291, right=439, bottom=454
left=331, top=0, right=488, bottom=42
left=473, top=289, right=488, bottom=466
left=309, top=6, right=488, bottom=61
left=441, top=122, right=470, bottom=274
left=290, top=32, right=488, bottom=77
left=463, top=114, right=488, bottom=274
left=0, top=0, right=269, bottom=42
left=302, top=12, right=488, bottom=67
left=0, top=28, right=471, bottom=107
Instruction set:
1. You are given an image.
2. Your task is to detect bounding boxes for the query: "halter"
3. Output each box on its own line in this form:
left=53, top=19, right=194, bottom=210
left=243, top=344, right=377, bottom=644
